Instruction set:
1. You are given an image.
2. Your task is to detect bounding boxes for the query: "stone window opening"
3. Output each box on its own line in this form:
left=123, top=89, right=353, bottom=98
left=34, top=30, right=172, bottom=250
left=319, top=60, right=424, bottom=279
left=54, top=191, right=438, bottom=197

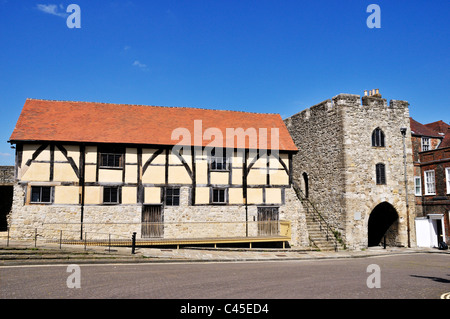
left=371, top=128, right=385, bottom=147
left=302, top=172, right=309, bottom=198
left=375, top=163, right=386, bottom=185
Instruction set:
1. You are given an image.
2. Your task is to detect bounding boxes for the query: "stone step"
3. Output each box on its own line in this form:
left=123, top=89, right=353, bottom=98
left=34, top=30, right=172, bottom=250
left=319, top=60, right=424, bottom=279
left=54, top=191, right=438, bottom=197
left=304, top=213, right=343, bottom=251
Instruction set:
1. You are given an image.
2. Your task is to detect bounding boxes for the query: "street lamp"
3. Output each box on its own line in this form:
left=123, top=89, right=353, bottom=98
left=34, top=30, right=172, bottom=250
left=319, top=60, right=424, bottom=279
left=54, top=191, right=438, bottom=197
left=400, top=127, right=411, bottom=248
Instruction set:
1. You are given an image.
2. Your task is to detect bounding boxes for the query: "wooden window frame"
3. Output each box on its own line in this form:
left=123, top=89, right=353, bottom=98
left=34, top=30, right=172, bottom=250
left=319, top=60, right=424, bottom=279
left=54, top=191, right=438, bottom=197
left=208, top=148, right=229, bottom=172
left=414, top=176, right=422, bottom=196
left=424, top=170, right=436, bottom=195
left=446, top=167, right=450, bottom=195
left=211, top=187, right=227, bottom=204
left=99, top=145, right=125, bottom=169
left=165, top=187, right=180, bottom=206
left=30, top=186, right=53, bottom=204
left=103, top=186, right=121, bottom=204
left=421, top=137, right=430, bottom=152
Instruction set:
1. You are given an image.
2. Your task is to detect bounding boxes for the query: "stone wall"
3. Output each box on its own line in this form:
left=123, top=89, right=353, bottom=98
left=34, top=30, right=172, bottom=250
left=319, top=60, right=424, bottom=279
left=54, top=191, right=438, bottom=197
left=284, top=97, right=347, bottom=233
left=0, top=166, right=14, bottom=185
left=8, top=184, right=308, bottom=247
left=285, top=93, right=416, bottom=250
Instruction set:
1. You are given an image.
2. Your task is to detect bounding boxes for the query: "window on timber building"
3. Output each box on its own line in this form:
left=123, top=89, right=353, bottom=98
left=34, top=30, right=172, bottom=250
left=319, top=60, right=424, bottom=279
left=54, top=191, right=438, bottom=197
left=376, top=163, right=386, bottom=185
left=103, top=186, right=120, bottom=204
left=212, top=188, right=227, bottom=204
left=372, top=128, right=385, bottom=147
left=165, top=187, right=180, bottom=206
left=99, top=145, right=124, bottom=168
left=30, top=186, right=52, bottom=203
left=209, top=148, right=229, bottom=171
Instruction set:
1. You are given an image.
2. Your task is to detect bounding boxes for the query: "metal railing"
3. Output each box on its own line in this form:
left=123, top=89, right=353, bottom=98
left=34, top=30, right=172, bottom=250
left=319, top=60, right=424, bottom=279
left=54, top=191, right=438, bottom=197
left=2, top=220, right=291, bottom=251
left=292, top=181, right=344, bottom=251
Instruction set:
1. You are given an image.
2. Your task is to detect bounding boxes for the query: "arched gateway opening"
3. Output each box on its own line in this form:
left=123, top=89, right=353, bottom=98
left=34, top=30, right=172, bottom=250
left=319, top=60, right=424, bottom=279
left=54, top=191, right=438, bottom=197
left=368, top=202, right=399, bottom=247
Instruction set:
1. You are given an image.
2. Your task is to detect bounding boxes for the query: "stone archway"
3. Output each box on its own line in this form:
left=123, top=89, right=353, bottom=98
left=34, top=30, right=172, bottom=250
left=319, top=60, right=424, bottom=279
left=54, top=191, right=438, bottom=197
left=368, top=202, right=399, bottom=247
left=0, top=186, right=13, bottom=231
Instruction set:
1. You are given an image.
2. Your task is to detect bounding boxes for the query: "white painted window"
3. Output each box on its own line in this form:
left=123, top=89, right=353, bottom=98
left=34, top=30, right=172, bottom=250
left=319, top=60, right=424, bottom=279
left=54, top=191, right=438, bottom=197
left=414, top=176, right=422, bottom=196
left=446, top=167, right=450, bottom=194
left=421, top=137, right=430, bottom=151
left=424, top=170, right=436, bottom=195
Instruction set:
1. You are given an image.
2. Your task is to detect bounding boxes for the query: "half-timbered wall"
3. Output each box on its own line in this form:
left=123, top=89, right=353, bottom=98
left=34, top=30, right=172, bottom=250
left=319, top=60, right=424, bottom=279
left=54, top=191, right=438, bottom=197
left=10, top=142, right=307, bottom=246
left=15, top=143, right=292, bottom=206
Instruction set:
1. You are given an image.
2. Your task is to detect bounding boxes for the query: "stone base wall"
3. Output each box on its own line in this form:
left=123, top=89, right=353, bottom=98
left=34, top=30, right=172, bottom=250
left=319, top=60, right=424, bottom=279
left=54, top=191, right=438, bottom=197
left=8, top=184, right=309, bottom=247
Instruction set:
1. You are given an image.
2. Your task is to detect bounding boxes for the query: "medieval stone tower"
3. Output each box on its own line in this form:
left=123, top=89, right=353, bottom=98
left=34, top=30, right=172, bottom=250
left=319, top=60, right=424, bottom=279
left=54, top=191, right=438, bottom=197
left=284, top=91, right=416, bottom=250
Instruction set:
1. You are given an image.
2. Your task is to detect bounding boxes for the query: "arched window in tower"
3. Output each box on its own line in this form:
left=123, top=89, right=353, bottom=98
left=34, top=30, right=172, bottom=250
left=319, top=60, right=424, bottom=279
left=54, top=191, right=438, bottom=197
left=302, top=172, right=309, bottom=198
left=372, top=128, right=385, bottom=147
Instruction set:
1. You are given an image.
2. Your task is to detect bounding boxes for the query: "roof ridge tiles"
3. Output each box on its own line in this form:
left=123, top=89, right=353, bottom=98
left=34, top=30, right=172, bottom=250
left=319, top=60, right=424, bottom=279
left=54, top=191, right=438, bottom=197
left=25, top=98, right=279, bottom=116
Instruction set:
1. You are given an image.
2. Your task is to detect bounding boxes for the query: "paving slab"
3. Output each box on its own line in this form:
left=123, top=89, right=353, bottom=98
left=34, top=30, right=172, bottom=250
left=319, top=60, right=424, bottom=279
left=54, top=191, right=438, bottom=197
left=0, top=239, right=448, bottom=266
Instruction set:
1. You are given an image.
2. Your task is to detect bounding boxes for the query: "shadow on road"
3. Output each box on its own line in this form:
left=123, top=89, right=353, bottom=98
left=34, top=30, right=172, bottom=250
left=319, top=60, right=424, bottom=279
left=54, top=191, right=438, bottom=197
left=410, top=274, right=450, bottom=284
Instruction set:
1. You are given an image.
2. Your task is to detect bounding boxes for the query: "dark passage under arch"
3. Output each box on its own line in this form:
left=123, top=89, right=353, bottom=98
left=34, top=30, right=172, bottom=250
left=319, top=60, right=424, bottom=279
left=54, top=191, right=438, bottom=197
left=368, top=202, right=399, bottom=247
left=0, top=186, right=13, bottom=231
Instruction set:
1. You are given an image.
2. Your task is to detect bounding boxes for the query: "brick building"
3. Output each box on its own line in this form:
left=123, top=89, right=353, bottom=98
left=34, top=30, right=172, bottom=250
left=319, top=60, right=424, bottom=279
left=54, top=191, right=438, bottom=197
left=411, top=118, right=449, bottom=247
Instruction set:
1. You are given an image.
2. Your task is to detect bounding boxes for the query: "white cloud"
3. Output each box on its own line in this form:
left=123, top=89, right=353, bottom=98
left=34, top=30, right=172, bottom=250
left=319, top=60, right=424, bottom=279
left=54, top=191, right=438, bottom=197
left=36, top=4, right=68, bottom=18
left=0, top=153, right=12, bottom=157
left=132, top=60, right=147, bottom=69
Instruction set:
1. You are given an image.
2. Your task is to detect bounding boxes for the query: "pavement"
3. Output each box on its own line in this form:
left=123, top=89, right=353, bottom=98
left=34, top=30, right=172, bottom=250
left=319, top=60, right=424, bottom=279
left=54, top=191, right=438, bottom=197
left=1, top=238, right=449, bottom=265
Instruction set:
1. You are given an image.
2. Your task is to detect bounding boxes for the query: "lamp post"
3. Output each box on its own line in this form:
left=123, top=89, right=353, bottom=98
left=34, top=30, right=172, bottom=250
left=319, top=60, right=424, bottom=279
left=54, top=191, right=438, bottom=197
left=400, top=127, right=411, bottom=248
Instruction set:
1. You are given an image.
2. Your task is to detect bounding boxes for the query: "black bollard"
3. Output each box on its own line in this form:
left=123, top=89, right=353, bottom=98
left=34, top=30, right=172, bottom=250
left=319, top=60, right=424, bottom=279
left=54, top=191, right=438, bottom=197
left=131, top=232, right=136, bottom=254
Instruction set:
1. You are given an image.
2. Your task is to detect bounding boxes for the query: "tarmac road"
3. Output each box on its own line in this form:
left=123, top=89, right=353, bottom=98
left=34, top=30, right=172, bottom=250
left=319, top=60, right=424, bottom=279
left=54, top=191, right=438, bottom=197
left=1, top=253, right=449, bottom=300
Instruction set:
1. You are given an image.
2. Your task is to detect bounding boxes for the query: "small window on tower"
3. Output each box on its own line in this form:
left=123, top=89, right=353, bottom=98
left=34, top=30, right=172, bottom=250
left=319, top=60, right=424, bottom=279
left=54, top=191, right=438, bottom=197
left=372, top=128, right=385, bottom=147
left=376, top=163, right=386, bottom=185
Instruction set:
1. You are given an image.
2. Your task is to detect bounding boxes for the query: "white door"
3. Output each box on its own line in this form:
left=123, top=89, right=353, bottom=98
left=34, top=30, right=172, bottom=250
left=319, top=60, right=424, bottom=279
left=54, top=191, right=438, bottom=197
left=415, top=218, right=431, bottom=247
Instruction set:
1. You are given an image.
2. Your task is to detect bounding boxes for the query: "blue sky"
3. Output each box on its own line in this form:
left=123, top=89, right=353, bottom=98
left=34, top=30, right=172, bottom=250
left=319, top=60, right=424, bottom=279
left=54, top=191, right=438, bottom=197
left=0, top=0, right=449, bottom=165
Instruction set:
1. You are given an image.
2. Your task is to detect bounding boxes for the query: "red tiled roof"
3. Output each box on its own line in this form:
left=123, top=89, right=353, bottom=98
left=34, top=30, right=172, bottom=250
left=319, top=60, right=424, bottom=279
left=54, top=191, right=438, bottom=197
left=10, top=99, right=298, bottom=151
left=439, top=127, right=450, bottom=148
left=409, top=117, right=442, bottom=138
left=424, top=120, right=450, bottom=135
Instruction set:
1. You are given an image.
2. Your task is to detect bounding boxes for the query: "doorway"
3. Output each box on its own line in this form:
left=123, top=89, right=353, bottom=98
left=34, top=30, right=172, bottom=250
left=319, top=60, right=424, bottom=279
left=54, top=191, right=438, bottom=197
left=429, top=214, right=445, bottom=247
left=142, top=205, right=163, bottom=238
left=0, top=186, right=13, bottom=231
left=368, top=202, right=399, bottom=247
left=257, top=207, right=279, bottom=236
